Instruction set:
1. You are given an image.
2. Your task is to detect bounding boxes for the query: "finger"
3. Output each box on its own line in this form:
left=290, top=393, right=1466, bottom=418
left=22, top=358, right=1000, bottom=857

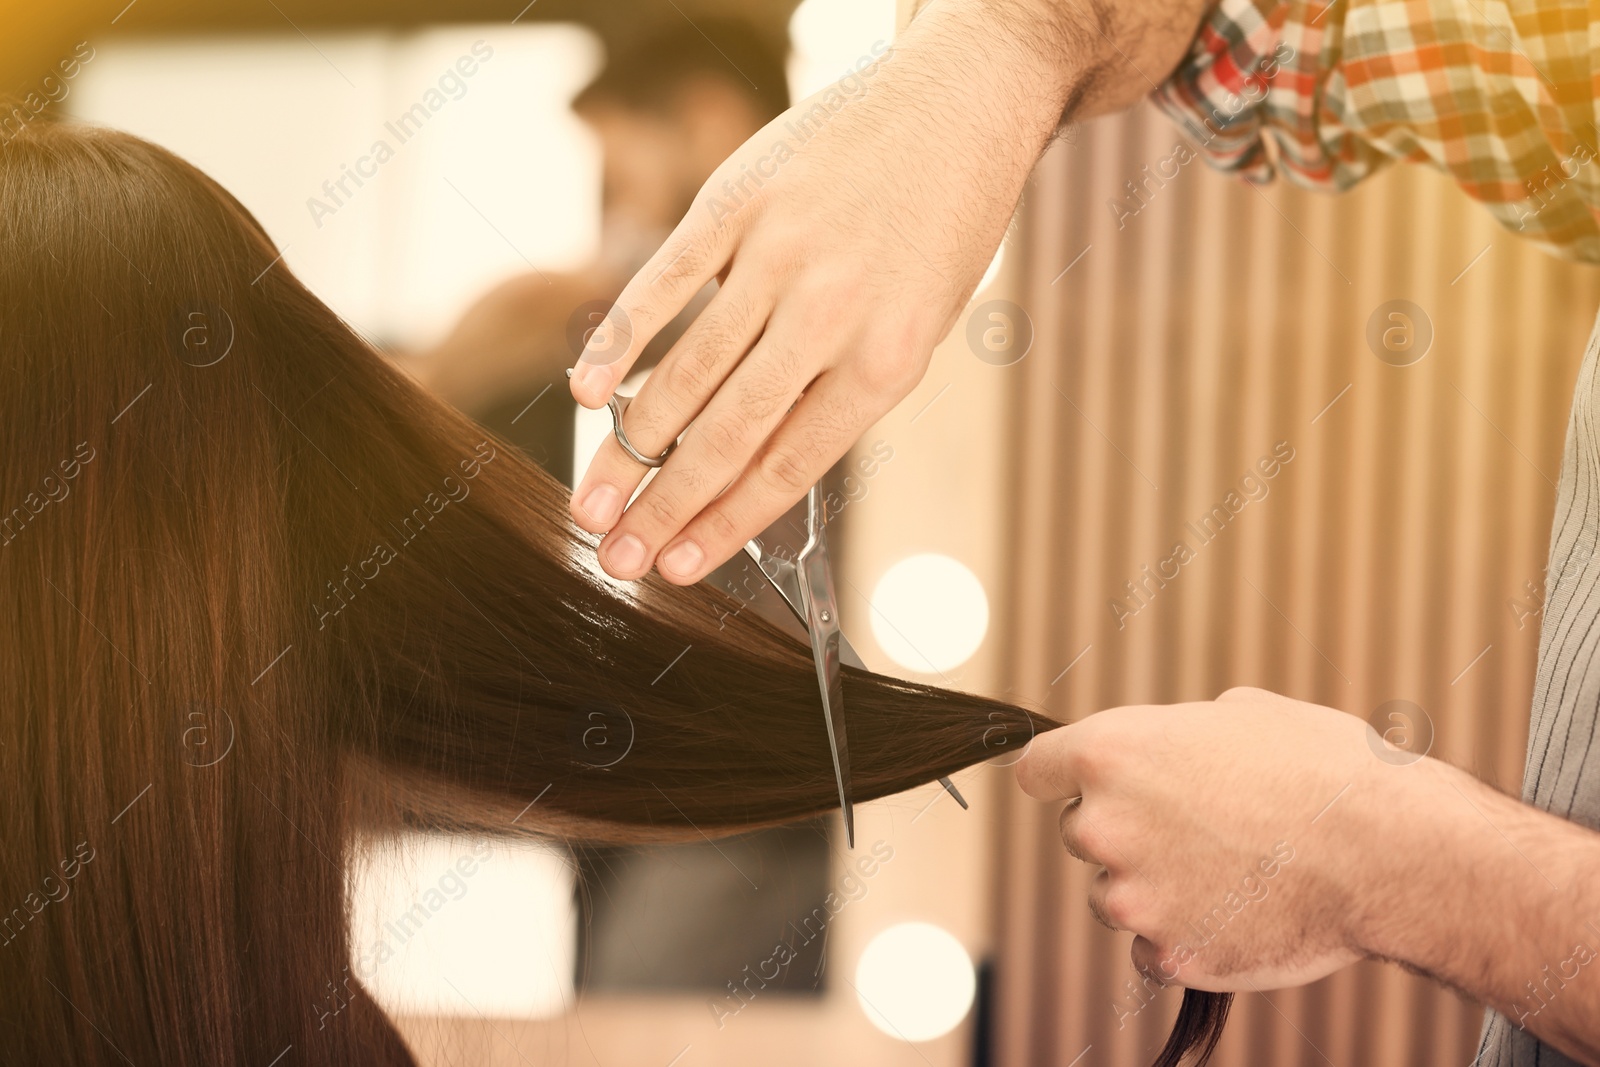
left=594, top=332, right=818, bottom=581
left=1057, top=798, right=1132, bottom=878
left=620, top=276, right=767, bottom=459
left=1216, top=686, right=1276, bottom=704
left=1086, top=867, right=1136, bottom=932
left=1013, top=724, right=1086, bottom=802
left=569, top=281, right=769, bottom=536
left=648, top=367, right=877, bottom=584
left=1057, top=799, right=1102, bottom=864
left=568, top=219, right=731, bottom=408
left=1130, top=936, right=1181, bottom=987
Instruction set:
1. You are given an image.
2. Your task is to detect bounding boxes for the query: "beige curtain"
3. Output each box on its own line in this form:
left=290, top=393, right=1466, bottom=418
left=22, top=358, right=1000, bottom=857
left=990, top=102, right=1600, bottom=1066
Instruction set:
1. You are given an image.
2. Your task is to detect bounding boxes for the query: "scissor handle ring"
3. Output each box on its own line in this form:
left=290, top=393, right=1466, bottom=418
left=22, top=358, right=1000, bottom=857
left=606, top=393, right=676, bottom=469
left=566, top=368, right=677, bottom=469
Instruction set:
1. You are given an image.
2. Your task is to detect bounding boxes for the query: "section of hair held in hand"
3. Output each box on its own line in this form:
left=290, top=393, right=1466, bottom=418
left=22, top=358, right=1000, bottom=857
left=1151, top=990, right=1234, bottom=1067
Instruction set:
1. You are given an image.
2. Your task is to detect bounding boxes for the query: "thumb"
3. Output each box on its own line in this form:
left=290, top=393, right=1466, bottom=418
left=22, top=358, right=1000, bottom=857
left=1216, top=686, right=1278, bottom=704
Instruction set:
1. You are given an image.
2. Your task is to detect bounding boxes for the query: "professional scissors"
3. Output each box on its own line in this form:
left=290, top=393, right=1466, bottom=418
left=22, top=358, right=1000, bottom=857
left=577, top=375, right=968, bottom=847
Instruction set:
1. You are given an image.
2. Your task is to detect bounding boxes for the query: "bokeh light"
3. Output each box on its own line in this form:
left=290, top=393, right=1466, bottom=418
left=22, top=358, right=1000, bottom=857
left=855, top=921, right=977, bottom=1042
left=869, top=553, right=990, bottom=672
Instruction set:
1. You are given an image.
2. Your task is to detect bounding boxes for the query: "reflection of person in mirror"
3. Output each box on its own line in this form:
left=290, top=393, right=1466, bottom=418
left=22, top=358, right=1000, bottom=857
left=410, top=20, right=790, bottom=488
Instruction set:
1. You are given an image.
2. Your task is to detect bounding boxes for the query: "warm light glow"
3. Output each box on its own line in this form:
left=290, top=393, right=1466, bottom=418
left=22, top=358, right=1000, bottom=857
left=787, top=0, right=897, bottom=101
left=68, top=27, right=602, bottom=348
left=855, top=922, right=976, bottom=1042
left=869, top=554, right=990, bottom=672
left=347, top=832, right=576, bottom=1020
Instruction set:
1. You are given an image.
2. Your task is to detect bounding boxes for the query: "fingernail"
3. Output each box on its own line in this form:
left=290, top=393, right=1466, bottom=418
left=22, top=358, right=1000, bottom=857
left=605, top=533, right=646, bottom=574
left=571, top=360, right=604, bottom=394
left=578, top=483, right=622, bottom=526
left=660, top=540, right=703, bottom=578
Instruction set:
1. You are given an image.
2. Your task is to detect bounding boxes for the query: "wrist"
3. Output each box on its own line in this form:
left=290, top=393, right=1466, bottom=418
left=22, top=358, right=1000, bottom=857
left=911, top=0, right=1221, bottom=125
left=1340, top=759, right=1464, bottom=963
left=894, top=0, right=1101, bottom=152
left=1357, top=761, right=1600, bottom=1060
left=1345, top=759, right=1574, bottom=977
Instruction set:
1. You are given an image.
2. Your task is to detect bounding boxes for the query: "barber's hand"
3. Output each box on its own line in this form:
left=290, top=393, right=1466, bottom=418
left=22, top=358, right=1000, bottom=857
left=1015, top=687, right=1412, bottom=991
left=566, top=0, right=1091, bottom=582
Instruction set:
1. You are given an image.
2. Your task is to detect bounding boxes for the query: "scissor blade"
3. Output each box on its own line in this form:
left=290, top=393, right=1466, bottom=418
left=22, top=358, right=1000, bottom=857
left=743, top=539, right=805, bottom=623
left=816, top=626, right=852, bottom=848
left=753, top=533, right=960, bottom=829
left=797, top=536, right=852, bottom=849
left=840, top=613, right=967, bottom=808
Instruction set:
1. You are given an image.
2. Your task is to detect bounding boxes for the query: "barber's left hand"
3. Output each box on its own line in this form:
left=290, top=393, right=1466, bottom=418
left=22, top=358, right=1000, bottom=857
left=1014, top=686, right=1401, bottom=991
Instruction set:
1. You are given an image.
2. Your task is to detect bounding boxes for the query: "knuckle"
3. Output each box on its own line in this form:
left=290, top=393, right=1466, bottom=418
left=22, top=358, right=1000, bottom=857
left=744, top=345, right=804, bottom=410
left=693, top=505, right=741, bottom=550
left=855, top=344, right=926, bottom=396
left=1086, top=887, right=1119, bottom=932
left=1098, top=883, right=1142, bottom=930
left=649, top=235, right=711, bottom=291
left=662, top=339, right=721, bottom=402
left=1056, top=802, right=1094, bottom=862
left=668, top=455, right=716, bottom=500
left=662, top=306, right=751, bottom=402
left=1070, top=734, right=1119, bottom=786
left=1130, top=939, right=1174, bottom=983
left=635, top=487, right=685, bottom=535
left=755, top=441, right=813, bottom=497
left=619, top=405, right=676, bottom=456
left=1013, top=753, right=1044, bottom=797
left=693, top=413, right=751, bottom=469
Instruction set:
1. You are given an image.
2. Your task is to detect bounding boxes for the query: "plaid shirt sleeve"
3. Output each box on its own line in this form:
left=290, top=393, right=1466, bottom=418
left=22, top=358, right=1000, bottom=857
left=1151, top=0, right=1600, bottom=262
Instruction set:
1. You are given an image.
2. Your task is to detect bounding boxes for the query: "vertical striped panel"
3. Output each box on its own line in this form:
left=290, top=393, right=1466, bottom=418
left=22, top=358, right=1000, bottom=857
left=992, top=103, right=1600, bottom=1067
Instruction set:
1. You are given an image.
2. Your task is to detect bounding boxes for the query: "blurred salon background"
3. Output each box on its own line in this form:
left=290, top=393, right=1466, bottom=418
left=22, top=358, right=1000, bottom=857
left=8, top=0, right=1595, bottom=1064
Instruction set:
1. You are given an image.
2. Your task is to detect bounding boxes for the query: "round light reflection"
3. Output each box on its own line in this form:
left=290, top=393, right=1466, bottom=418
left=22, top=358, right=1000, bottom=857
left=855, top=921, right=976, bottom=1042
left=869, top=554, right=989, bottom=672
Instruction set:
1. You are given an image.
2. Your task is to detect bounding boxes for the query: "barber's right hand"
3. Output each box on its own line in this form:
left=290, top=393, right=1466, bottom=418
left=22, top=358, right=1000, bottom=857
left=566, top=0, right=1096, bottom=583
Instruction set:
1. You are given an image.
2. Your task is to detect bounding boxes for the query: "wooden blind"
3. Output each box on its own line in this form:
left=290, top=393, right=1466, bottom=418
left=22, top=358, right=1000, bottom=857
left=990, top=102, right=1600, bottom=1067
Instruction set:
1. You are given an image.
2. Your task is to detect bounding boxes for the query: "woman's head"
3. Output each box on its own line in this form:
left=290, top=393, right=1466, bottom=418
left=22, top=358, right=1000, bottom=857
left=0, top=122, right=1049, bottom=1064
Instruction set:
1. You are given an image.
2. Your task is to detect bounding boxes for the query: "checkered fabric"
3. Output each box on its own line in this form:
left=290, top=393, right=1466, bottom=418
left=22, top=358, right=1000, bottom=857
left=1153, top=0, right=1600, bottom=262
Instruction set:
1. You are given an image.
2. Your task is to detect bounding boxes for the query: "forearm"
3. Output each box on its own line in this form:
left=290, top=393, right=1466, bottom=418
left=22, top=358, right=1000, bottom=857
left=850, top=0, right=1208, bottom=339
left=1361, top=760, right=1600, bottom=1062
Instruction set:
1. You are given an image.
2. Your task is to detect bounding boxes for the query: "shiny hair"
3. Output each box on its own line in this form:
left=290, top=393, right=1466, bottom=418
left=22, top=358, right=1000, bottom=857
left=0, top=122, right=1232, bottom=1067
left=0, top=123, right=1055, bottom=1064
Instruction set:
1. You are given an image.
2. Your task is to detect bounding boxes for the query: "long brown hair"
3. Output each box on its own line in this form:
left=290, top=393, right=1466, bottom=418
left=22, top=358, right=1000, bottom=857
left=0, top=122, right=1225, bottom=1066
